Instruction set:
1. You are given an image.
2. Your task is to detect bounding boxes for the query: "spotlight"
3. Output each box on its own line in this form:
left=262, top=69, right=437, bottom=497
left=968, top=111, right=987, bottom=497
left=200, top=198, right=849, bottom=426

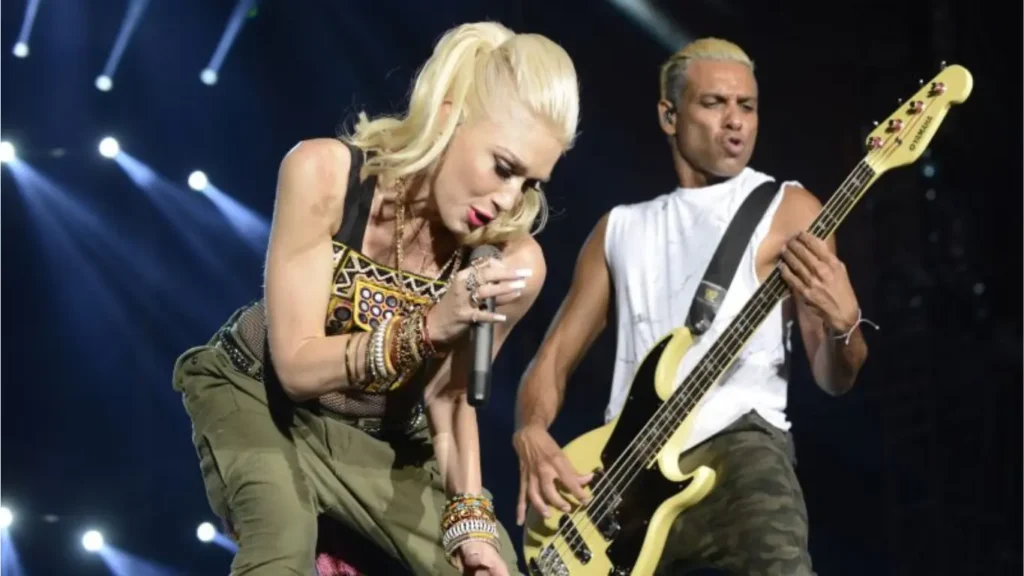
left=98, top=137, right=120, bottom=159
left=81, top=529, right=105, bottom=552
left=188, top=170, right=208, bottom=191
left=196, top=522, right=216, bottom=542
left=12, top=42, right=29, bottom=58
left=200, top=68, right=218, bottom=86
left=0, top=506, right=12, bottom=529
left=95, top=75, right=113, bottom=92
left=0, top=141, right=15, bottom=163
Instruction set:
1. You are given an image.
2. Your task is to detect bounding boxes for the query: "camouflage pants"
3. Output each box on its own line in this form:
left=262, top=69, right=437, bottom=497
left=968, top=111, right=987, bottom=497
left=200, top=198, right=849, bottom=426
left=654, top=410, right=815, bottom=576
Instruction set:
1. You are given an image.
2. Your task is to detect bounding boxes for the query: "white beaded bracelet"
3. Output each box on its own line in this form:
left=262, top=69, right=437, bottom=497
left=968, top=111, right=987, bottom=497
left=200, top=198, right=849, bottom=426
left=442, top=518, right=500, bottom=563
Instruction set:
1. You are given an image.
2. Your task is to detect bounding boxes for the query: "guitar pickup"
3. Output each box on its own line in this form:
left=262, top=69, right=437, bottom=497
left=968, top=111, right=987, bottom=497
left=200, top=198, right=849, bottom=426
left=557, top=515, right=593, bottom=564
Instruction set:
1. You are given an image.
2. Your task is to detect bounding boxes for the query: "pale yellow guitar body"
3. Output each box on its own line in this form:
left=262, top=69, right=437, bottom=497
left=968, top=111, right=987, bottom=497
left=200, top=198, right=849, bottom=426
left=522, top=64, right=973, bottom=576
left=522, top=326, right=717, bottom=576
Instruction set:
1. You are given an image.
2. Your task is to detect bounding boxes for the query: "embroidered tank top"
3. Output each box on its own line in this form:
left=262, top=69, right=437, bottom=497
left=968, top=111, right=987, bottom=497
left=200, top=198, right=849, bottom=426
left=232, top=141, right=459, bottom=419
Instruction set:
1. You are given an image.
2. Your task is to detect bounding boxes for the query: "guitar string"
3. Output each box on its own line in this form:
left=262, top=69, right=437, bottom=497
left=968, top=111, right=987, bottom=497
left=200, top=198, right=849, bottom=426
left=538, top=160, right=870, bottom=566
left=539, top=160, right=871, bottom=569
left=554, top=95, right=943, bottom=556
left=541, top=95, right=941, bottom=568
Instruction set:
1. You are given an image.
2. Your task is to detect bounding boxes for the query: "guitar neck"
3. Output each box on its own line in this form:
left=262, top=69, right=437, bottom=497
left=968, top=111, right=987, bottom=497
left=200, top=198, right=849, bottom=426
left=656, top=159, right=879, bottom=428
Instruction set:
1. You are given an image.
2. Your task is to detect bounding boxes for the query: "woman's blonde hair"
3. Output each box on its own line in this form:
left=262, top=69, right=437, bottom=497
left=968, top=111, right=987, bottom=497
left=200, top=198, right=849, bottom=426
left=344, top=21, right=580, bottom=246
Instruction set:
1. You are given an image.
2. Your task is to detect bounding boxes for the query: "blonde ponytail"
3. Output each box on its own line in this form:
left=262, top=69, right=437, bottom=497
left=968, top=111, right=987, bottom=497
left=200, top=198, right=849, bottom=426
left=343, top=21, right=579, bottom=245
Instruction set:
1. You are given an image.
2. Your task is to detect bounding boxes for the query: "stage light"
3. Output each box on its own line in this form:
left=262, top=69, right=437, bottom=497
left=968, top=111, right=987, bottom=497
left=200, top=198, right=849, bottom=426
left=98, top=137, right=120, bottom=159
left=200, top=68, right=218, bottom=86
left=197, top=521, right=216, bottom=542
left=0, top=141, right=15, bottom=163
left=82, top=529, right=104, bottom=552
left=95, top=75, right=113, bottom=92
left=0, top=506, right=12, bottom=529
left=12, top=42, right=29, bottom=58
left=188, top=170, right=208, bottom=191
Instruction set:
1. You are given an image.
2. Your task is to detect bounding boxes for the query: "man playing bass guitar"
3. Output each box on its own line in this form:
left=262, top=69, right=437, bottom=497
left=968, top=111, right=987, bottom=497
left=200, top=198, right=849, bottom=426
left=513, top=37, right=872, bottom=575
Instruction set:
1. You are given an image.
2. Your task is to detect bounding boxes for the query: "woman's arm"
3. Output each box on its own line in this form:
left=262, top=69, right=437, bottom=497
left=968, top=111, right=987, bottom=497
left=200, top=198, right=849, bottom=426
left=263, top=138, right=373, bottom=401
left=425, top=237, right=546, bottom=496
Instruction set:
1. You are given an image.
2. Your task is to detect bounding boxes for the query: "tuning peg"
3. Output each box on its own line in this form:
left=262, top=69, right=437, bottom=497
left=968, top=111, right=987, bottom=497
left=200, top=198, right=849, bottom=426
left=940, top=60, right=947, bottom=69
left=897, top=98, right=903, bottom=104
left=872, top=120, right=879, bottom=126
left=919, top=79, right=925, bottom=85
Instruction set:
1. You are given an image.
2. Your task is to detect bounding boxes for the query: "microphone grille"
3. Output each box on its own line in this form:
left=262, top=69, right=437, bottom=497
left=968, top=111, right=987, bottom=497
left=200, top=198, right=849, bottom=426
left=468, top=244, right=502, bottom=262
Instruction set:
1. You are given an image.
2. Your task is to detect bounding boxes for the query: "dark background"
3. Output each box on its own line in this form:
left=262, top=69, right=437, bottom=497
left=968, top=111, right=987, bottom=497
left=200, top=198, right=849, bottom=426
left=2, top=0, right=1020, bottom=574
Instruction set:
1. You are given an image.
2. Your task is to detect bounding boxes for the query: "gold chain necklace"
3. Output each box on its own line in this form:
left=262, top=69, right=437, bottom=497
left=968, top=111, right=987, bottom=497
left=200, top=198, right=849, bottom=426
left=393, top=180, right=463, bottom=314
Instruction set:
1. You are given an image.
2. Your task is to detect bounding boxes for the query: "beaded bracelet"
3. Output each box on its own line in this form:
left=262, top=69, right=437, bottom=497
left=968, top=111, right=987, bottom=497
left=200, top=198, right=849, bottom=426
left=442, top=519, right=501, bottom=563
left=360, top=305, right=453, bottom=393
left=441, top=493, right=500, bottom=565
left=441, top=493, right=496, bottom=532
left=440, top=500, right=503, bottom=561
left=363, top=317, right=398, bottom=393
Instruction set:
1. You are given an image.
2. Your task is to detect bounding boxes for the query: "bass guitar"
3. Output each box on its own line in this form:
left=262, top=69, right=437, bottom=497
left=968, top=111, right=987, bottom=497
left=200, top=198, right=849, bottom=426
left=522, top=63, right=973, bottom=576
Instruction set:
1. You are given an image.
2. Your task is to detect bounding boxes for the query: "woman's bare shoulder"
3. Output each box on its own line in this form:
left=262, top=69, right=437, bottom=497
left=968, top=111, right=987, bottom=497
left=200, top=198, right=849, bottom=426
left=275, top=138, right=354, bottom=233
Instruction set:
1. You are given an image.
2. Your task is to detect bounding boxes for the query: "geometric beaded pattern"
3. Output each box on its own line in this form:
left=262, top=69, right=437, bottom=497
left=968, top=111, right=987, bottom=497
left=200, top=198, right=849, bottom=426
left=325, top=240, right=451, bottom=336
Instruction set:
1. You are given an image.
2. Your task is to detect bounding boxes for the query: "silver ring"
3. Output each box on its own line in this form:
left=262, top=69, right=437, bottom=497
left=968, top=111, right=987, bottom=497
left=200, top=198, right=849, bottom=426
left=470, top=290, right=482, bottom=307
left=465, top=270, right=480, bottom=295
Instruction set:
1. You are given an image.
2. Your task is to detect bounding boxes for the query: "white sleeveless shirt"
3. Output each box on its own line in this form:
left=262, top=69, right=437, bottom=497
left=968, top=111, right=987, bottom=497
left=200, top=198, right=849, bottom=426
left=603, top=167, right=801, bottom=452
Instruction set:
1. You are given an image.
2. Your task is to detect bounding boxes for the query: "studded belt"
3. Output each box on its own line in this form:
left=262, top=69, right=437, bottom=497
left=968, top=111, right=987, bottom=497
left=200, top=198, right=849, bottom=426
left=213, top=327, right=264, bottom=382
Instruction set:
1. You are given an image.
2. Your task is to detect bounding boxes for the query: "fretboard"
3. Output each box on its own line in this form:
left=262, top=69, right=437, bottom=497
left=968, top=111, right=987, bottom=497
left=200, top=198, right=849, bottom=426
left=644, top=159, right=878, bottom=453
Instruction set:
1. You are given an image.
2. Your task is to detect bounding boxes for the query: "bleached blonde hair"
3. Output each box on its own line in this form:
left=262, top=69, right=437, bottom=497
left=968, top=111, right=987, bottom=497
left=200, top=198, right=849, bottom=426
left=344, top=21, right=580, bottom=246
left=660, top=37, right=754, bottom=107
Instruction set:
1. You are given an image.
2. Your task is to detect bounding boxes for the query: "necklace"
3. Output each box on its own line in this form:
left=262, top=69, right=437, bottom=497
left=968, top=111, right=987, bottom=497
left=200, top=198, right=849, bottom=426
left=393, top=179, right=463, bottom=314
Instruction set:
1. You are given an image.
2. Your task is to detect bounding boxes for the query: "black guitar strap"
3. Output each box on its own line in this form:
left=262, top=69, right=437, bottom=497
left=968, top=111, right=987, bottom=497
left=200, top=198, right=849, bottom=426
left=686, top=179, right=781, bottom=335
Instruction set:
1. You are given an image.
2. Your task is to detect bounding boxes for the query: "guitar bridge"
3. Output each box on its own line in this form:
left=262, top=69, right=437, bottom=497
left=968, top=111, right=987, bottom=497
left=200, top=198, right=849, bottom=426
left=528, top=544, right=570, bottom=576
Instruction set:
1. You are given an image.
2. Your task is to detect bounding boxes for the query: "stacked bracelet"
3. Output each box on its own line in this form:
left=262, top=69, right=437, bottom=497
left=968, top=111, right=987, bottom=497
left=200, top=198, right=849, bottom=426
left=363, top=317, right=398, bottom=392
left=360, top=307, right=450, bottom=392
left=440, top=493, right=500, bottom=565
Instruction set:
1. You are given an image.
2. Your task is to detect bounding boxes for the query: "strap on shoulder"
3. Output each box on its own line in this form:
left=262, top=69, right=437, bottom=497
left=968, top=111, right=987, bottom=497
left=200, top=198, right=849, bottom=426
left=686, top=179, right=780, bottom=335
left=333, top=141, right=375, bottom=246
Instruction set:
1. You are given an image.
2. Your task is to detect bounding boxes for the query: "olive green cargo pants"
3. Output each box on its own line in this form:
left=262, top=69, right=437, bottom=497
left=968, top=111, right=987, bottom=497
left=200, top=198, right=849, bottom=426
left=172, top=343, right=520, bottom=575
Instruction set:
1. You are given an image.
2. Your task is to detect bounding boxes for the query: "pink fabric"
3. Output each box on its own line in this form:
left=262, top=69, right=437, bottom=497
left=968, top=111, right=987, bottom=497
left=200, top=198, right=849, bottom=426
left=315, top=553, right=362, bottom=576
left=223, top=517, right=365, bottom=576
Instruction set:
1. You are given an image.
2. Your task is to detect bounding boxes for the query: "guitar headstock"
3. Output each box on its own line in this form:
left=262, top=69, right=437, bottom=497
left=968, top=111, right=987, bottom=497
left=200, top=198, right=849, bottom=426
left=864, top=64, right=973, bottom=175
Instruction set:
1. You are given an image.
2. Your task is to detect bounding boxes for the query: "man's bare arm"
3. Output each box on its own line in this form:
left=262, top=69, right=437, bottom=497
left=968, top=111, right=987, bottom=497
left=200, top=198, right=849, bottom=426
left=516, top=212, right=613, bottom=431
left=775, top=186, right=869, bottom=395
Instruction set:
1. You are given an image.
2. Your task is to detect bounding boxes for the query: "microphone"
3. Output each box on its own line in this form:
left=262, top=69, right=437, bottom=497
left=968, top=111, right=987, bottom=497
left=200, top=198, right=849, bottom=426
left=467, top=244, right=501, bottom=407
